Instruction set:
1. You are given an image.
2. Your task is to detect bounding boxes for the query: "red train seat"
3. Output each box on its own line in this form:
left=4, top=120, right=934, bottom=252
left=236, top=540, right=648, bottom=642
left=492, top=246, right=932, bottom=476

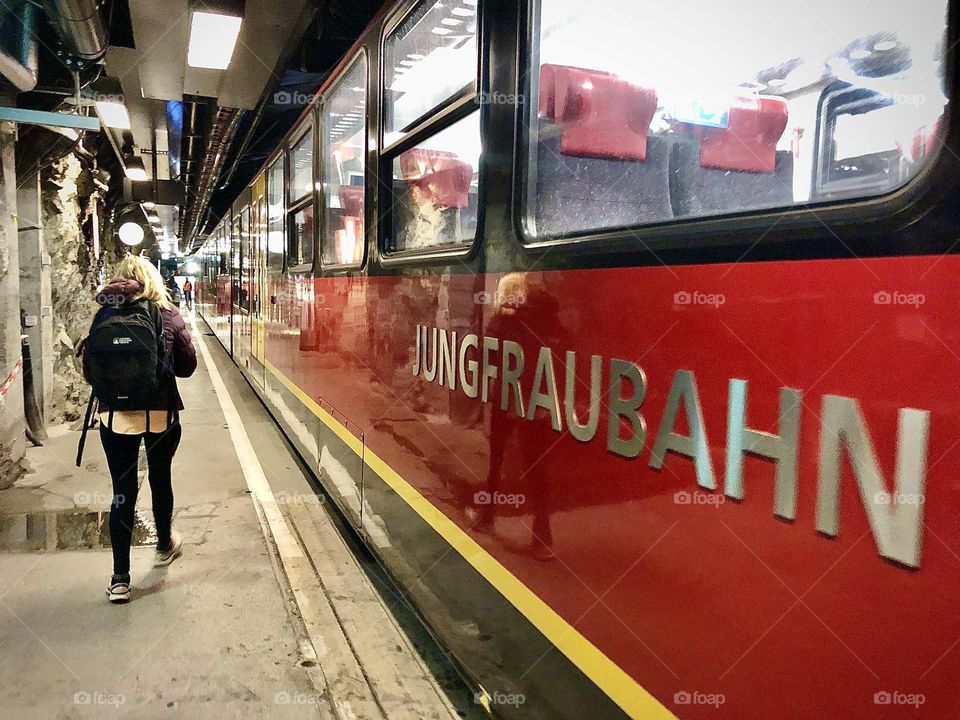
left=339, top=185, right=364, bottom=217
left=697, top=96, right=788, bottom=173
left=538, top=64, right=657, bottom=161
left=399, top=148, right=472, bottom=209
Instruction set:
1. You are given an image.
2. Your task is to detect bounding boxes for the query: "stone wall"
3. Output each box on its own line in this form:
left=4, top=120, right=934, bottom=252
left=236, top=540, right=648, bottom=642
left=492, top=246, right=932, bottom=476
left=0, top=123, right=25, bottom=489
left=42, top=154, right=120, bottom=424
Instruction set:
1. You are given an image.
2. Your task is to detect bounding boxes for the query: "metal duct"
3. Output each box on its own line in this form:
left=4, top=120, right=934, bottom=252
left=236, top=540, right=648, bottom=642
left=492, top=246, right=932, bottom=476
left=0, top=1, right=39, bottom=92
left=180, top=106, right=243, bottom=251
left=42, top=0, right=108, bottom=62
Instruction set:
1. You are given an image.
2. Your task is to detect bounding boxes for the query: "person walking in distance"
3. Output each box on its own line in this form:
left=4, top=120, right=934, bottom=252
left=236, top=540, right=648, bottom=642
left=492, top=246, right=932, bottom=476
left=80, top=256, right=197, bottom=603
left=182, top=278, right=194, bottom=310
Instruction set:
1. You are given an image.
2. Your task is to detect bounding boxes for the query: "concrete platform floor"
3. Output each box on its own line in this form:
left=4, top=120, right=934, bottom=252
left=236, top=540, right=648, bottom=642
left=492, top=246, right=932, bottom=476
left=0, top=312, right=481, bottom=720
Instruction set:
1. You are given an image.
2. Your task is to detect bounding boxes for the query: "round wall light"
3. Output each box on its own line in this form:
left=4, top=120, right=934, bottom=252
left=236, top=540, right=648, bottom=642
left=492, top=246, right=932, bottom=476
left=118, top=221, right=145, bottom=246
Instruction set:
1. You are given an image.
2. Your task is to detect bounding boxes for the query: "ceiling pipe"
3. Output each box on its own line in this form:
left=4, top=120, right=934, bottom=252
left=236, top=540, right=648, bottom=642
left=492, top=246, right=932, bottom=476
left=0, top=1, right=39, bottom=92
left=181, top=107, right=243, bottom=251
left=42, top=0, right=108, bottom=63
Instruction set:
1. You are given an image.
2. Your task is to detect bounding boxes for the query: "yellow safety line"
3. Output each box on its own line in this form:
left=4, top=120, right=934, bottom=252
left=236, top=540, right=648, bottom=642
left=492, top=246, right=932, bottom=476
left=263, top=358, right=675, bottom=720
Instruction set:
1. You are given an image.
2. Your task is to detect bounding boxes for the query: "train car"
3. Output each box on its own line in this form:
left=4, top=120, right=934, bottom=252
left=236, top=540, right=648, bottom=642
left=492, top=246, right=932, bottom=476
left=196, top=0, right=960, bottom=717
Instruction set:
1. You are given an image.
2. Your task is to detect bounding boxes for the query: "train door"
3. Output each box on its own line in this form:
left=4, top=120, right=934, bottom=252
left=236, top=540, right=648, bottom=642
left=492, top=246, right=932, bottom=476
left=248, top=172, right=268, bottom=387
left=254, top=194, right=267, bottom=386
left=230, top=212, right=243, bottom=358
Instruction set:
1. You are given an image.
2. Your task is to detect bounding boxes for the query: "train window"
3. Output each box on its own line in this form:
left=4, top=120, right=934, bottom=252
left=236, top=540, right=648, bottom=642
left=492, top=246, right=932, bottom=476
left=289, top=204, right=315, bottom=269
left=386, top=111, right=480, bottom=253
left=267, top=155, right=285, bottom=271
left=289, top=126, right=314, bottom=203
left=383, top=0, right=479, bottom=144
left=523, top=0, right=949, bottom=239
left=321, top=54, right=367, bottom=267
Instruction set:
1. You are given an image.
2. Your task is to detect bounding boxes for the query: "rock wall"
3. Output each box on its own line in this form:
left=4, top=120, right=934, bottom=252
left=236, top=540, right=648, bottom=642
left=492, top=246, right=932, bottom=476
left=0, top=122, right=26, bottom=489
left=42, top=154, right=103, bottom=424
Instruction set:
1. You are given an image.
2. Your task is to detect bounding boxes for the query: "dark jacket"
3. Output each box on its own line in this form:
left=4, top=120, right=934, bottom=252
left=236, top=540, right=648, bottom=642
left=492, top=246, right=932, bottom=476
left=87, top=279, right=198, bottom=412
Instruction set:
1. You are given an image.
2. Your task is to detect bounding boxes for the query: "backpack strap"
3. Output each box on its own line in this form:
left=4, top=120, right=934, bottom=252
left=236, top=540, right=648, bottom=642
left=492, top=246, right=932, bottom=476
left=75, top=394, right=97, bottom=467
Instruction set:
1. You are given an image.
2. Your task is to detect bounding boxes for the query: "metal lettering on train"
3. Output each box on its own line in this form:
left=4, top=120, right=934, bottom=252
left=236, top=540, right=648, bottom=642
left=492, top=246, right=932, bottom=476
left=412, top=324, right=931, bottom=569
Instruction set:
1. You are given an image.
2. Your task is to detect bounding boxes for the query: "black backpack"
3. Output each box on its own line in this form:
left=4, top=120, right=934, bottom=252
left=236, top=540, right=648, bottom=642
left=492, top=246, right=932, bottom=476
left=76, top=300, right=169, bottom=465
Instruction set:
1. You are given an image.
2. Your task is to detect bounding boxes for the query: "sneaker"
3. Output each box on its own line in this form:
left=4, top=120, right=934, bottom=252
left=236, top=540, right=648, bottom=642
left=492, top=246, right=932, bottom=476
left=154, top=531, right=183, bottom=567
left=106, top=582, right=131, bottom=604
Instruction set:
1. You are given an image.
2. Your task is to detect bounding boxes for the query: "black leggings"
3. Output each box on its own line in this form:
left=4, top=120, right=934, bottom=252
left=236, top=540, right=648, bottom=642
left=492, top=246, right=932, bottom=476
left=100, top=423, right=182, bottom=576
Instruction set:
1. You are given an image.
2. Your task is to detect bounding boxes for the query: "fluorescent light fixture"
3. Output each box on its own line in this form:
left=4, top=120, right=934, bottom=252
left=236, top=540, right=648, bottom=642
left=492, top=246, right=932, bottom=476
left=188, top=10, right=243, bottom=69
left=118, top=222, right=144, bottom=246
left=88, top=76, right=131, bottom=129
left=125, top=156, right=148, bottom=181
left=142, top=201, right=156, bottom=210
left=96, top=98, right=131, bottom=129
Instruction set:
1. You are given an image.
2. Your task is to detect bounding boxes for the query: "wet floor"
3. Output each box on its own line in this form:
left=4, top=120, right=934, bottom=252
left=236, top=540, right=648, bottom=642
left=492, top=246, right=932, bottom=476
left=0, top=510, right=156, bottom=552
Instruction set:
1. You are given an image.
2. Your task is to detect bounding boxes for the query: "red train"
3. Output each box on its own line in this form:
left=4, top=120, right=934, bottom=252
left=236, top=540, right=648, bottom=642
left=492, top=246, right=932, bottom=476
left=196, top=0, right=959, bottom=717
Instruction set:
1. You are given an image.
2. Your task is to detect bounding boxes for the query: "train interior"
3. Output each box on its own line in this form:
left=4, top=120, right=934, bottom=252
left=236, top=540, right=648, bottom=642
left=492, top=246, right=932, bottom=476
left=528, top=0, right=948, bottom=237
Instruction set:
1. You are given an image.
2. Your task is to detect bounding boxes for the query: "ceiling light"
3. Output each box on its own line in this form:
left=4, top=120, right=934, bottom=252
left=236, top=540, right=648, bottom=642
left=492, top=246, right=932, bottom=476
left=96, top=100, right=130, bottom=129
left=118, top=222, right=144, bottom=246
left=125, top=156, right=148, bottom=181
left=441, top=18, right=461, bottom=26
left=187, top=3, right=244, bottom=70
left=142, top=201, right=155, bottom=210
left=850, top=49, right=871, bottom=59
left=874, top=40, right=897, bottom=51
left=452, top=7, right=474, bottom=16
left=87, top=76, right=131, bottom=130
left=432, top=27, right=453, bottom=35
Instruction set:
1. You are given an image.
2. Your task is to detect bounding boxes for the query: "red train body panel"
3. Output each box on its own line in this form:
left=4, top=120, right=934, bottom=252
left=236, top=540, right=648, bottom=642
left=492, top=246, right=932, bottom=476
left=193, top=0, right=960, bottom=716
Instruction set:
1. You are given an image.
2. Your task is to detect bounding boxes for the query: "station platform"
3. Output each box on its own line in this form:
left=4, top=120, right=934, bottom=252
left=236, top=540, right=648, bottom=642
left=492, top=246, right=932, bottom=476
left=0, top=311, right=482, bottom=719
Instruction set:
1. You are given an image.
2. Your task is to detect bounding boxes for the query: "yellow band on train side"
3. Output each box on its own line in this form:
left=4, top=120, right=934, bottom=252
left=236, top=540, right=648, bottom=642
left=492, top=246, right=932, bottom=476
left=263, top=358, right=676, bottom=720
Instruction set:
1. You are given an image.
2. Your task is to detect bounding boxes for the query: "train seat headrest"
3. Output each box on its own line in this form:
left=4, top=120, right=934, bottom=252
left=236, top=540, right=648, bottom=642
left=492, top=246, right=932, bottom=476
left=538, top=64, right=657, bottom=161
left=399, top=148, right=472, bottom=209
left=695, top=96, right=789, bottom=173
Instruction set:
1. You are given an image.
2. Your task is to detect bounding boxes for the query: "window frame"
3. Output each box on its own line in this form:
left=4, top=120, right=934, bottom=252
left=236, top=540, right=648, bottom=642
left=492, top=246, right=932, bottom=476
left=266, top=151, right=286, bottom=274
left=378, top=0, right=487, bottom=265
left=514, top=0, right=953, bottom=255
left=320, top=49, right=370, bottom=272
left=285, top=114, right=318, bottom=275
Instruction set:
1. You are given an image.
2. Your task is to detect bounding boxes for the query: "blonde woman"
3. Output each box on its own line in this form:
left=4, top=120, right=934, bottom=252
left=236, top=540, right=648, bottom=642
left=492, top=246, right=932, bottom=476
left=83, top=256, right=197, bottom=603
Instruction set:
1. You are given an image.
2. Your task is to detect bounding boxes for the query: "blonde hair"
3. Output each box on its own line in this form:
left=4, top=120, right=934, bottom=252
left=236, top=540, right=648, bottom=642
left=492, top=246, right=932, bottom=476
left=116, top=255, right=173, bottom=310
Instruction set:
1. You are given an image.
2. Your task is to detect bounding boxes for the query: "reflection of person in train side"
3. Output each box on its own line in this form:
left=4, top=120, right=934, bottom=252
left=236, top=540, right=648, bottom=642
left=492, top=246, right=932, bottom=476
left=477, top=273, right=562, bottom=561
